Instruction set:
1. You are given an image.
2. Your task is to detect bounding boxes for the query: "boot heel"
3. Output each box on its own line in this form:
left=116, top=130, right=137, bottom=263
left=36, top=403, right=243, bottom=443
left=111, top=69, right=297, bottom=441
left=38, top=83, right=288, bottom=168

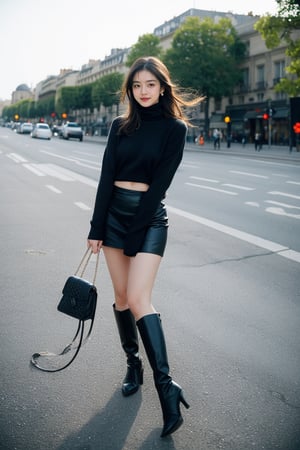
left=180, top=391, right=190, bottom=409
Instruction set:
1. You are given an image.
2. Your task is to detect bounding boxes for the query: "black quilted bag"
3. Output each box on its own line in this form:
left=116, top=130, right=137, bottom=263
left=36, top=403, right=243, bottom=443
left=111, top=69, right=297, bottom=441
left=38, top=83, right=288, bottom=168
left=58, top=276, right=97, bottom=320
left=31, top=248, right=99, bottom=372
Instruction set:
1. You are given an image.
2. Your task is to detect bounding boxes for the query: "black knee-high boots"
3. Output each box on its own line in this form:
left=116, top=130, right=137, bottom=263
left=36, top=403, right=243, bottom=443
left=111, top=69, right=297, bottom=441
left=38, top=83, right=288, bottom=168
left=137, top=313, right=190, bottom=437
left=113, top=305, right=143, bottom=397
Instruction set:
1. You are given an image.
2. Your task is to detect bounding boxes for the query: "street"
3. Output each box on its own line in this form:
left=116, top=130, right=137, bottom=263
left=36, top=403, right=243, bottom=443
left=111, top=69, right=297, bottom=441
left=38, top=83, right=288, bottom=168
left=1, top=128, right=300, bottom=450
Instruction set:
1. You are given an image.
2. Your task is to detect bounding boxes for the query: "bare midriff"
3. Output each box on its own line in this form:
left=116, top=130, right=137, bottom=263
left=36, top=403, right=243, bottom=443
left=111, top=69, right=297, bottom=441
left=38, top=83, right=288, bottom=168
left=114, top=180, right=149, bottom=192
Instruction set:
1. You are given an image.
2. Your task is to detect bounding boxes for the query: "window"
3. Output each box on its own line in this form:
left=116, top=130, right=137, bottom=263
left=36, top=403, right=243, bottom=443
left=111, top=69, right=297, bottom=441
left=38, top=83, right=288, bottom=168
left=274, top=60, right=285, bottom=85
left=239, top=68, right=249, bottom=91
left=256, top=65, right=265, bottom=89
left=257, top=92, right=264, bottom=101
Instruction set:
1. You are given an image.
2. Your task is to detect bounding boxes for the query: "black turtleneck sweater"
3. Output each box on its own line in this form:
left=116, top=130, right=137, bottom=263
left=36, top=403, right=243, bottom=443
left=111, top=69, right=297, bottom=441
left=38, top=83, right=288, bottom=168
left=88, top=103, right=187, bottom=256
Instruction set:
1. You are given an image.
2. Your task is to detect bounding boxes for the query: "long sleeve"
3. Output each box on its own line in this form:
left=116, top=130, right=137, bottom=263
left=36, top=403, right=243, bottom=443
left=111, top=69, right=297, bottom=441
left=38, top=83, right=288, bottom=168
left=123, top=119, right=187, bottom=256
left=88, top=118, right=121, bottom=240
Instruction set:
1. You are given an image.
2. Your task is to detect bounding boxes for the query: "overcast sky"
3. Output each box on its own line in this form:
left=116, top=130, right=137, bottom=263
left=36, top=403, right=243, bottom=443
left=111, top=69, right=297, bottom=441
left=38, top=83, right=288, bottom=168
left=0, top=0, right=278, bottom=100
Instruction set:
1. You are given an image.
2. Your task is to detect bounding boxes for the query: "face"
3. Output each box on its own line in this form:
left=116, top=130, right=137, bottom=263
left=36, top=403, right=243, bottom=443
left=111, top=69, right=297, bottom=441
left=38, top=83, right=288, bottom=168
left=132, top=70, right=164, bottom=107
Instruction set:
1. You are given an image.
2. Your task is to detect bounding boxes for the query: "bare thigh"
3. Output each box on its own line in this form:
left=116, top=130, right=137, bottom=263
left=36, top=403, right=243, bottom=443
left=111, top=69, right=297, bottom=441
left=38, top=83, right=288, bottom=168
left=102, top=246, right=130, bottom=309
left=103, top=246, right=162, bottom=319
left=127, top=252, right=162, bottom=319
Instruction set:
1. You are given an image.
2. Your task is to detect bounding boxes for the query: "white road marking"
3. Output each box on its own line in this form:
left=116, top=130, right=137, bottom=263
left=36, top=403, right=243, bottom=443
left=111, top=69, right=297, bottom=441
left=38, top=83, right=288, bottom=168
left=23, top=164, right=45, bottom=176
left=36, top=164, right=74, bottom=181
left=186, top=182, right=238, bottom=195
left=190, top=176, right=219, bottom=183
left=41, top=150, right=100, bottom=170
left=265, top=207, right=300, bottom=220
left=182, top=164, right=199, bottom=169
left=7, top=153, right=28, bottom=163
left=286, top=180, right=300, bottom=186
left=46, top=185, right=62, bottom=194
left=223, top=184, right=255, bottom=191
left=22, top=163, right=98, bottom=187
left=245, top=202, right=260, bottom=207
left=230, top=170, right=268, bottom=179
left=167, top=205, right=300, bottom=264
left=268, top=191, right=300, bottom=200
left=74, top=202, right=91, bottom=211
left=265, top=200, right=300, bottom=210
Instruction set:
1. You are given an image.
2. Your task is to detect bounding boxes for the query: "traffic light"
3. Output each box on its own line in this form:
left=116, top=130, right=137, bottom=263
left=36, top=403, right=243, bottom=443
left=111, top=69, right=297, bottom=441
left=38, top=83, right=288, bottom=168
left=293, top=122, right=300, bottom=134
left=224, top=116, right=231, bottom=123
left=61, top=112, right=68, bottom=120
left=263, top=112, right=269, bottom=120
left=14, top=114, right=20, bottom=121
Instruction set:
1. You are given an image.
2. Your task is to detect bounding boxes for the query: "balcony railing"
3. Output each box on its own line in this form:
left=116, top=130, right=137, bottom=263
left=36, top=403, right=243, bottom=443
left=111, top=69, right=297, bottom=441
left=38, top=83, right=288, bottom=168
left=235, top=84, right=250, bottom=93
left=255, top=81, right=268, bottom=90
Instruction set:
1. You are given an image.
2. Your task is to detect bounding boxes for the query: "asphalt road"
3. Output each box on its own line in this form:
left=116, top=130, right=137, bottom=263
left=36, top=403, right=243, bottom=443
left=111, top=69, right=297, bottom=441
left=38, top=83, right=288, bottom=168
left=0, top=129, right=300, bottom=450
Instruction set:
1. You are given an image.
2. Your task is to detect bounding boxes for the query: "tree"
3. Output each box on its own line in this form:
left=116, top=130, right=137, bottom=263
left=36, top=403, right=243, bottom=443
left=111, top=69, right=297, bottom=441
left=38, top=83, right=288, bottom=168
left=77, top=85, right=92, bottom=109
left=164, top=16, right=246, bottom=134
left=126, top=34, right=163, bottom=67
left=92, top=72, right=124, bottom=111
left=254, top=0, right=300, bottom=96
left=56, top=86, right=78, bottom=115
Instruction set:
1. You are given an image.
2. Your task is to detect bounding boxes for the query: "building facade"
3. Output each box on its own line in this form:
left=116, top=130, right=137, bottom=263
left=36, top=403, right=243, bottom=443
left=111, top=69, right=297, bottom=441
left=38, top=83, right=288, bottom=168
left=7, top=9, right=298, bottom=145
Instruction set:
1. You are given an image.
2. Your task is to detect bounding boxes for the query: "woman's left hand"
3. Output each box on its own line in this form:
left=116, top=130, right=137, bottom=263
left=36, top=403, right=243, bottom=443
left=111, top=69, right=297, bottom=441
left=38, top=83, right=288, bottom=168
left=87, top=239, right=102, bottom=254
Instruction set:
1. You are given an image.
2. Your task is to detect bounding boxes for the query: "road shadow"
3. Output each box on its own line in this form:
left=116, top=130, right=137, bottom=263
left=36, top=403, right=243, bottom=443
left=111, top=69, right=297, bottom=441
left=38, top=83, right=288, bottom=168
left=56, top=387, right=178, bottom=450
left=57, top=388, right=142, bottom=450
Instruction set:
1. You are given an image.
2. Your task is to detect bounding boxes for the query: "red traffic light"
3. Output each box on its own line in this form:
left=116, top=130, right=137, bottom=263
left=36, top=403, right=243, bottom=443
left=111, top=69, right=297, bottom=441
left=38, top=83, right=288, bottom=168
left=263, top=113, right=269, bottom=120
left=293, top=122, right=300, bottom=134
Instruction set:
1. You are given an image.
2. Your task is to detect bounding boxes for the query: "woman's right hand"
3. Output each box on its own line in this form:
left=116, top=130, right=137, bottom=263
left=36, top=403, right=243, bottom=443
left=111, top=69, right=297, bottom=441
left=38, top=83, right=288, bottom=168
left=87, top=239, right=103, bottom=254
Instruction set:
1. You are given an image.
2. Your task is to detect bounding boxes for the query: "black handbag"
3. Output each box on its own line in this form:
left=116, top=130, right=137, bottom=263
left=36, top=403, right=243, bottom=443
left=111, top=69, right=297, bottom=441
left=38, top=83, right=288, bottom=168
left=31, top=248, right=99, bottom=372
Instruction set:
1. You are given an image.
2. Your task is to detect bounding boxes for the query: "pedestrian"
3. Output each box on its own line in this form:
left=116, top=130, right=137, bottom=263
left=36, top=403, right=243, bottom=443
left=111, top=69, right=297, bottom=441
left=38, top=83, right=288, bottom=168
left=213, top=128, right=220, bottom=149
left=199, top=134, right=204, bottom=145
left=87, top=56, right=203, bottom=437
left=254, top=132, right=260, bottom=151
left=242, top=134, right=246, bottom=147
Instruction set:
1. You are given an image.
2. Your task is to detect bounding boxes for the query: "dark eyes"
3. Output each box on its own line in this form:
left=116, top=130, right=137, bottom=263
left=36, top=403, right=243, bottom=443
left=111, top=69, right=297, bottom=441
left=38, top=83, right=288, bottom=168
left=133, top=82, right=157, bottom=88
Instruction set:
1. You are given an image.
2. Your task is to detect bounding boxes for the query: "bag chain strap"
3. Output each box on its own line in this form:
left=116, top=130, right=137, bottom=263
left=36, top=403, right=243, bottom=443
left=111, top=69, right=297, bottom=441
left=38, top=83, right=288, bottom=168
left=30, top=248, right=100, bottom=372
left=75, top=247, right=99, bottom=284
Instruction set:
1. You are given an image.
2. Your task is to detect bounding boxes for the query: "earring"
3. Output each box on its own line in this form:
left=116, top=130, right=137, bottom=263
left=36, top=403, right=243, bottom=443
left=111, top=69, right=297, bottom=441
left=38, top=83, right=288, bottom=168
left=161, top=92, right=164, bottom=96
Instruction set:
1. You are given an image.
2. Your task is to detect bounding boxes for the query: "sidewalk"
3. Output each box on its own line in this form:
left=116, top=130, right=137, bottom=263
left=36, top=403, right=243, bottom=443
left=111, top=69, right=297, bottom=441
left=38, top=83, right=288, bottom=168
left=185, top=140, right=300, bottom=163
left=84, top=134, right=300, bottom=163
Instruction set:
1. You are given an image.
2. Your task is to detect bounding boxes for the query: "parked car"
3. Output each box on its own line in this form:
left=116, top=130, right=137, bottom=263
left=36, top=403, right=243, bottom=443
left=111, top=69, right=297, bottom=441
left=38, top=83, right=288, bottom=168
left=60, top=122, right=83, bottom=141
left=31, top=123, right=52, bottom=140
left=19, top=122, right=33, bottom=134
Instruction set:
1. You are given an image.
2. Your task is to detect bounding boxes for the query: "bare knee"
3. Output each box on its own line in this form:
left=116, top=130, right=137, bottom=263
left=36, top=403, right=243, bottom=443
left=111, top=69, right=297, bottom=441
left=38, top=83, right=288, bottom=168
left=127, top=294, right=155, bottom=320
left=114, top=290, right=128, bottom=310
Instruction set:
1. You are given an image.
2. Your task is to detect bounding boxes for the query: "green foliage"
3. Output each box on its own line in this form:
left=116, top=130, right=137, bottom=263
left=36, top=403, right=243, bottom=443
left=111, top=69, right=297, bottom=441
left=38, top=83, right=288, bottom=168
left=57, top=86, right=78, bottom=112
left=2, top=96, right=55, bottom=121
left=77, top=84, right=92, bottom=109
left=36, top=95, right=55, bottom=117
left=164, top=17, right=246, bottom=98
left=92, top=72, right=124, bottom=108
left=164, top=16, right=246, bottom=132
left=254, top=0, right=300, bottom=96
left=126, top=34, right=163, bottom=67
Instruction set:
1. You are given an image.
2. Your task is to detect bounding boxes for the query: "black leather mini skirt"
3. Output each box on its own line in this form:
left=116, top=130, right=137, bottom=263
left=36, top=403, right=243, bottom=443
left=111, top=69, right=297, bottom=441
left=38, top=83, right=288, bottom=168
left=103, top=186, right=168, bottom=256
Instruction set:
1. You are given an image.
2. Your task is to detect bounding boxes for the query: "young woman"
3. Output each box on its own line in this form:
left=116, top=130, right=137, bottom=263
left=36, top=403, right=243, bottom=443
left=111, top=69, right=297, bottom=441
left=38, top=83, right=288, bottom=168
left=87, top=56, right=202, bottom=437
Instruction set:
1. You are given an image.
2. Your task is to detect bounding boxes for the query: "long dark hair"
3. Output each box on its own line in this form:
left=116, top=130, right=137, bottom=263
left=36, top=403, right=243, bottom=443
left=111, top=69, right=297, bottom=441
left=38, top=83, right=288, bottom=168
left=119, top=56, right=203, bottom=135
